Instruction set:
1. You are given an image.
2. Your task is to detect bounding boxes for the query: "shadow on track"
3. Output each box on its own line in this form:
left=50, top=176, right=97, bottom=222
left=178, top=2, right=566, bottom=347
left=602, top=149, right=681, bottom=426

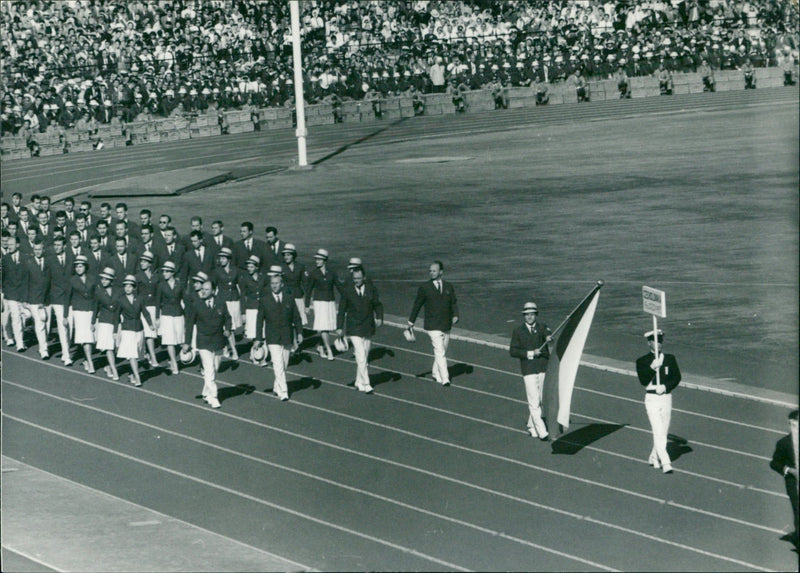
left=551, top=423, right=627, bottom=455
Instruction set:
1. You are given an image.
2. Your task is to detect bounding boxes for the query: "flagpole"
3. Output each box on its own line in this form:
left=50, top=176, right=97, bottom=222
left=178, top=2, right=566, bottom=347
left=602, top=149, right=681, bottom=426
left=290, top=0, right=308, bottom=167
left=537, top=280, right=604, bottom=352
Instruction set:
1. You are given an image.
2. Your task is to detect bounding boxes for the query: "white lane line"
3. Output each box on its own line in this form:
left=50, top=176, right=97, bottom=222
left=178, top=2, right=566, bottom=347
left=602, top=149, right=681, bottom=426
left=6, top=352, right=788, bottom=522
left=1, top=544, right=67, bottom=573
left=4, top=381, right=616, bottom=572
left=3, top=413, right=472, bottom=573
left=309, top=354, right=785, bottom=495
left=4, top=380, right=772, bottom=571
left=1, top=454, right=311, bottom=571
left=377, top=326, right=792, bottom=426
left=326, top=350, right=776, bottom=462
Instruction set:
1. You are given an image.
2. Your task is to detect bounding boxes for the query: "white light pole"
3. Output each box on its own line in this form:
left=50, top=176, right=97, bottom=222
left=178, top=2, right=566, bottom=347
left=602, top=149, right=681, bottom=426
left=290, top=0, right=308, bottom=167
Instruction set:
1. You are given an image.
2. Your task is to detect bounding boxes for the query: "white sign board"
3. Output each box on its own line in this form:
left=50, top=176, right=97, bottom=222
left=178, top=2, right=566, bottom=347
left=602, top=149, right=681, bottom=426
left=642, top=286, right=667, bottom=318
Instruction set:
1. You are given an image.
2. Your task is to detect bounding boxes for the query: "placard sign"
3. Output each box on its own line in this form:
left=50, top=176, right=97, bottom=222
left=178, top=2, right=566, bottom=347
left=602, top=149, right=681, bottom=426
left=642, top=286, right=667, bottom=318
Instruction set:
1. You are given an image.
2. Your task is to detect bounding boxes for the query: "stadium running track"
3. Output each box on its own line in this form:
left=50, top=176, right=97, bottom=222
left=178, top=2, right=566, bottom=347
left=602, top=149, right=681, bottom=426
left=2, top=87, right=799, bottom=571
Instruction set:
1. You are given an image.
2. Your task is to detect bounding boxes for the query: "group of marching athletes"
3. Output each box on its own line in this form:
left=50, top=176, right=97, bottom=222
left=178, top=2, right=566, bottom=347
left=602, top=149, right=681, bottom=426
left=2, top=194, right=681, bottom=474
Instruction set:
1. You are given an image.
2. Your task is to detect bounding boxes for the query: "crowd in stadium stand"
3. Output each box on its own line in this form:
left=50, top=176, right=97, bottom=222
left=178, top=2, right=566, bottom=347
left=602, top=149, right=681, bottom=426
left=2, top=0, right=798, bottom=137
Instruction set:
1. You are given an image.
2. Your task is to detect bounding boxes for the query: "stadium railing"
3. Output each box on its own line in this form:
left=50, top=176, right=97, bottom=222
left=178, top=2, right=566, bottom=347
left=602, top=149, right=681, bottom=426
left=0, top=67, right=792, bottom=161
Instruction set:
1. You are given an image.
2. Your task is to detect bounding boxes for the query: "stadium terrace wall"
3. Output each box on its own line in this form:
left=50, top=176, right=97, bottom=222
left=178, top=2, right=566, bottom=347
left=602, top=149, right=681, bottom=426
left=0, top=67, right=791, bottom=162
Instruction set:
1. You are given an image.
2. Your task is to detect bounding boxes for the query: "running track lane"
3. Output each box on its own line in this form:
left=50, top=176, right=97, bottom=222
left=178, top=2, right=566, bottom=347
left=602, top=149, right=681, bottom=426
left=3, top=339, right=794, bottom=571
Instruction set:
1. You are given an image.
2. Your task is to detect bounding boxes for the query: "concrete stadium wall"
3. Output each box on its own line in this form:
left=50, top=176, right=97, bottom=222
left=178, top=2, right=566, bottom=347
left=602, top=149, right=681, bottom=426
left=0, top=67, right=791, bottom=162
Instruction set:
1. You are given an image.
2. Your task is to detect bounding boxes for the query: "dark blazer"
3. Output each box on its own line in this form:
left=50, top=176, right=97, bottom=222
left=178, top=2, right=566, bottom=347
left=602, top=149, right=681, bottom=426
left=214, top=266, right=241, bottom=302
left=337, top=283, right=383, bottom=337
left=108, top=252, right=138, bottom=285
left=256, top=289, right=302, bottom=346
left=95, top=235, right=116, bottom=257
left=180, top=232, right=215, bottom=253
left=156, top=242, right=187, bottom=281
left=305, top=267, right=341, bottom=305
left=209, top=234, right=235, bottom=253
left=408, top=280, right=459, bottom=332
left=135, top=270, right=159, bottom=307
left=118, top=294, right=151, bottom=331
left=265, top=239, right=283, bottom=265
left=94, top=284, right=120, bottom=325
left=233, top=237, right=268, bottom=271
left=86, top=249, right=108, bottom=276
left=238, top=271, right=265, bottom=309
left=1, top=252, right=28, bottom=301
left=185, top=296, right=231, bottom=352
left=24, top=256, right=51, bottom=305
left=281, top=261, right=308, bottom=299
left=47, top=252, right=73, bottom=306
left=68, top=274, right=96, bottom=312
left=184, top=244, right=214, bottom=279
left=509, top=321, right=551, bottom=375
left=155, top=278, right=185, bottom=317
left=636, top=352, right=682, bottom=394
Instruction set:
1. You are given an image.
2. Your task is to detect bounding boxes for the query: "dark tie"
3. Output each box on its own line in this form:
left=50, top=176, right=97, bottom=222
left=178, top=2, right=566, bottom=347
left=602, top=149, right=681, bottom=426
left=59, top=255, right=64, bottom=267
left=38, top=258, right=44, bottom=271
left=246, top=240, right=251, bottom=251
left=436, top=281, right=442, bottom=294
left=197, top=249, right=202, bottom=262
left=168, top=245, right=174, bottom=254
left=275, top=294, right=281, bottom=303
left=207, top=299, right=213, bottom=308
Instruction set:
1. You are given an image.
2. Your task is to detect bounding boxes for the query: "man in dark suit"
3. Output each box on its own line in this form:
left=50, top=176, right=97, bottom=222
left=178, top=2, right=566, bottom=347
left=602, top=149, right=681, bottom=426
left=19, top=226, right=40, bottom=257
left=24, top=239, right=51, bottom=359
left=35, top=210, right=56, bottom=245
left=2, top=235, right=28, bottom=351
left=9, top=193, right=23, bottom=222
left=66, top=231, right=88, bottom=260
left=509, top=301, right=552, bottom=440
left=181, top=217, right=215, bottom=252
left=183, top=279, right=231, bottom=409
left=16, top=207, right=32, bottom=239
left=139, top=224, right=159, bottom=267
left=407, top=260, right=459, bottom=386
left=86, top=235, right=108, bottom=276
left=113, top=220, right=142, bottom=258
left=74, top=213, right=91, bottom=245
left=337, top=266, right=383, bottom=394
left=184, top=230, right=215, bottom=281
left=108, top=237, right=138, bottom=286
left=636, top=329, right=682, bottom=474
left=233, top=221, right=268, bottom=271
left=114, top=203, right=140, bottom=237
left=254, top=272, right=304, bottom=401
left=156, top=226, right=187, bottom=282
left=770, top=409, right=798, bottom=548
left=209, top=220, right=235, bottom=253
left=47, top=235, right=73, bottom=365
left=97, top=202, right=114, bottom=230
left=95, top=220, right=115, bottom=256
left=265, top=226, right=284, bottom=265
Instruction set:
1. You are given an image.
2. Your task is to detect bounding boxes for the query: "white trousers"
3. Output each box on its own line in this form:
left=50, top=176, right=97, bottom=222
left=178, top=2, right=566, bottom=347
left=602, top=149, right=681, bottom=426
left=198, top=349, right=221, bottom=400
left=645, top=393, right=672, bottom=466
left=5, top=298, right=26, bottom=350
left=49, top=304, right=72, bottom=362
left=350, top=335, right=372, bottom=390
left=523, top=373, right=548, bottom=437
left=2, top=295, right=14, bottom=344
left=268, top=344, right=290, bottom=399
left=27, top=304, right=49, bottom=357
left=427, top=330, right=450, bottom=383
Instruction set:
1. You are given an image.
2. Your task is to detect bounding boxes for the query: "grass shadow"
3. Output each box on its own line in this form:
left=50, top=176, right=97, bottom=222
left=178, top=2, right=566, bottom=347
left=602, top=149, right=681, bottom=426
left=312, top=117, right=407, bottom=165
left=552, top=423, right=627, bottom=455
left=449, top=363, right=474, bottom=380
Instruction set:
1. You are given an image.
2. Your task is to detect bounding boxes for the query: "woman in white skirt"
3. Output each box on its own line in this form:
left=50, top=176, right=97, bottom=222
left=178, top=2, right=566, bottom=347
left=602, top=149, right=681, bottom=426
left=136, top=252, right=160, bottom=368
left=117, top=275, right=155, bottom=386
left=213, top=247, right=241, bottom=360
left=238, top=255, right=267, bottom=365
left=93, top=267, right=120, bottom=380
left=155, top=260, right=185, bottom=375
left=304, top=249, right=340, bottom=360
left=67, top=255, right=96, bottom=373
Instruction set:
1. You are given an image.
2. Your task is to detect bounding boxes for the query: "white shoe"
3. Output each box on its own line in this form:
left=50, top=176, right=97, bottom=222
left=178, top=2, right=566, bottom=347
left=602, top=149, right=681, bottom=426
left=441, top=380, right=450, bottom=386
left=209, top=397, right=221, bottom=409
left=662, top=464, right=673, bottom=474
left=648, top=455, right=661, bottom=469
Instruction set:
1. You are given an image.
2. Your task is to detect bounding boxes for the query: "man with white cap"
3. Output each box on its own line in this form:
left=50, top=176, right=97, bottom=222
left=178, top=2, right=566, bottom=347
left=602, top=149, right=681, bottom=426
left=183, top=280, right=231, bottom=409
left=254, top=271, right=303, bottom=401
left=280, top=243, right=308, bottom=328
left=407, top=260, right=459, bottom=386
left=337, top=266, right=383, bottom=394
left=636, top=329, right=682, bottom=473
left=510, top=302, right=553, bottom=440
